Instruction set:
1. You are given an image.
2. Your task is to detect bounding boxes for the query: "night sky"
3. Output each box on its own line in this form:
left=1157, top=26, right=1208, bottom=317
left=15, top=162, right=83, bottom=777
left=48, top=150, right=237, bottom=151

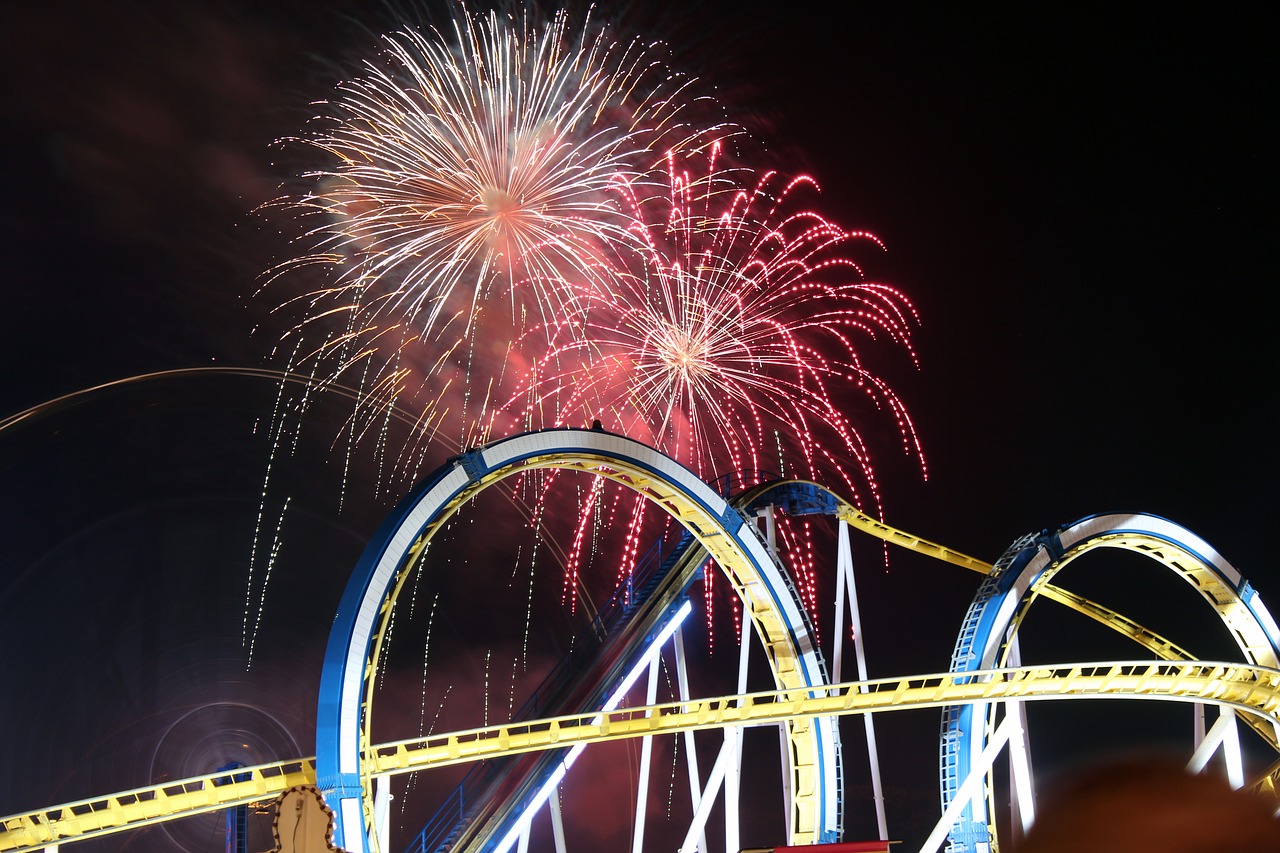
left=1, top=3, right=1275, bottom=851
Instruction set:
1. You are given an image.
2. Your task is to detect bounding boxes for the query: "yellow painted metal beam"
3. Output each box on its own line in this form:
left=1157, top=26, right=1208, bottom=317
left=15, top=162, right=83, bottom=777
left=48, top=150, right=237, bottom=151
left=832, top=503, right=993, bottom=574
left=0, top=759, right=316, bottom=852
left=817, top=491, right=1230, bottom=693
left=6, top=661, right=1277, bottom=853
left=364, top=661, right=1280, bottom=778
left=1032, top=584, right=1197, bottom=662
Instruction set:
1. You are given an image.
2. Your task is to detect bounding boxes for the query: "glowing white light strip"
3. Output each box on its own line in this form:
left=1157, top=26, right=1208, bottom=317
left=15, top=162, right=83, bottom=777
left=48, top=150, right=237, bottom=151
left=494, top=599, right=694, bottom=853
left=339, top=798, right=362, bottom=850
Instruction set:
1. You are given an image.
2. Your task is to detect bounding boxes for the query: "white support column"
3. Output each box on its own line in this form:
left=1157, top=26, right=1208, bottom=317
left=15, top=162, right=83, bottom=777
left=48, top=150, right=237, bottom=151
left=837, top=520, right=888, bottom=840
left=1004, top=634, right=1036, bottom=838
left=724, top=726, right=742, bottom=853
left=373, top=777, right=392, bottom=853
left=756, top=507, right=778, bottom=554
left=673, top=628, right=707, bottom=853
left=1187, top=709, right=1244, bottom=789
left=493, top=600, right=694, bottom=853
left=549, top=785, right=567, bottom=853
left=725, top=615, right=751, bottom=853
left=777, top=723, right=793, bottom=840
left=759, top=506, right=794, bottom=836
left=632, top=654, right=662, bottom=853
left=920, top=714, right=1017, bottom=853
left=679, top=739, right=738, bottom=853
left=833, top=531, right=847, bottom=682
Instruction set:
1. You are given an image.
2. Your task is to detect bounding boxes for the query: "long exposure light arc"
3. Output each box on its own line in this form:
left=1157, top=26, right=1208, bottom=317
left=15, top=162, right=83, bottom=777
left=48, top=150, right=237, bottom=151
left=0, top=367, right=382, bottom=436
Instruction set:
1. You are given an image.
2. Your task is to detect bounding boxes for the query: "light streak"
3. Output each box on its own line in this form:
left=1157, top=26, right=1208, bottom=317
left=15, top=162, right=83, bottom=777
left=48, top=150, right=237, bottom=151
left=493, top=599, right=693, bottom=853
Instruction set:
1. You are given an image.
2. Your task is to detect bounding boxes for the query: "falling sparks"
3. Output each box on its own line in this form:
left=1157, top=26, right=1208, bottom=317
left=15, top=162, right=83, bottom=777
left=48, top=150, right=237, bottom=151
left=262, top=5, right=700, bottom=439
left=249, top=12, right=931, bottom=837
left=502, top=143, right=925, bottom=510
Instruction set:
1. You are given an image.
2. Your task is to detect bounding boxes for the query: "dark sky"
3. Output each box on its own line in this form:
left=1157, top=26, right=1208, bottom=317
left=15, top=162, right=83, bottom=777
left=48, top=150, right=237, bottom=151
left=1, top=2, right=1275, bottom=851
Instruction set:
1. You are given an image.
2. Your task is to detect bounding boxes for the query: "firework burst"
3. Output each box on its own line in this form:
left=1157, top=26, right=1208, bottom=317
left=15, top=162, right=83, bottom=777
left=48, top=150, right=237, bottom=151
left=483, top=142, right=926, bottom=615
left=244, top=7, right=708, bottom=637
left=251, top=6, right=925, bottom=681
left=265, top=5, right=697, bottom=385
left=502, top=143, right=926, bottom=510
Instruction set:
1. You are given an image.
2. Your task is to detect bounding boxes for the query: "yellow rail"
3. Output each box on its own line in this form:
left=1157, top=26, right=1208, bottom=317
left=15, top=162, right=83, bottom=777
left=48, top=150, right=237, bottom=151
left=822, top=498, right=1224, bottom=702
left=0, top=759, right=315, bottom=852
left=834, top=503, right=994, bottom=574
left=367, top=660, right=1280, bottom=775
left=6, top=661, right=1277, bottom=853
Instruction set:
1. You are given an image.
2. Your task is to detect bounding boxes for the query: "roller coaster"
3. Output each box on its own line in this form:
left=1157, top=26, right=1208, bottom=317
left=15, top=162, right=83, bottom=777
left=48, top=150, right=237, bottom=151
left=3, top=425, right=1278, bottom=853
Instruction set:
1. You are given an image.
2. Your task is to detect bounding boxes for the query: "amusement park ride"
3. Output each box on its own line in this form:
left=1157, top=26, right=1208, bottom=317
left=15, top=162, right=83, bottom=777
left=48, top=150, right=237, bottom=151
left=2, top=427, right=1278, bottom=853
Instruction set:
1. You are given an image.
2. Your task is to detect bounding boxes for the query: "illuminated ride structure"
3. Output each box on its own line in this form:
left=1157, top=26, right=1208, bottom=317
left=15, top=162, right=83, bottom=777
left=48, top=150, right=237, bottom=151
left=3, top=428, right=1279, bottom=853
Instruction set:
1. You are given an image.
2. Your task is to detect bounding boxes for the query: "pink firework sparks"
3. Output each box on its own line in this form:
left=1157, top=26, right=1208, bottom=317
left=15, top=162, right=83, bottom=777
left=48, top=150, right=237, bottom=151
left=488, top=142, right=926, bottom=610
left=502, top=142, right=926, bottom=511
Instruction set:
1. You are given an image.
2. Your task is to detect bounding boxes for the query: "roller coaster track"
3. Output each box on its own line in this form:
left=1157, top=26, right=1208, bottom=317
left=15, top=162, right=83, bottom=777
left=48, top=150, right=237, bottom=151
left=5, top=661, right=1277, bottom=853
left=939, top=514, right=1280, bottom=852
left=5, top=427, right=1278, bottom=853
left=736, top=482, right=1207, bottom=667
left=315, top=429, right=844, bottom=851
left=366, top=660, right=1280, bottom=773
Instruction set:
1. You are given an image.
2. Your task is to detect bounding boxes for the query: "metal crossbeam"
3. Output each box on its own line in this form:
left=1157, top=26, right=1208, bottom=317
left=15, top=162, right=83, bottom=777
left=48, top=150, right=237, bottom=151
left=366, top=661, right=1280, bottom=777
left=823, top=499, right=1207, bottom=677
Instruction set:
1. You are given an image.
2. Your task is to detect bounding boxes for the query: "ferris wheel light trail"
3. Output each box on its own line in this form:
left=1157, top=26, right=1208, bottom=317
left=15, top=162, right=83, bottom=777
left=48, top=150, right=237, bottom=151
left=493, top=598, right=694, bottom=853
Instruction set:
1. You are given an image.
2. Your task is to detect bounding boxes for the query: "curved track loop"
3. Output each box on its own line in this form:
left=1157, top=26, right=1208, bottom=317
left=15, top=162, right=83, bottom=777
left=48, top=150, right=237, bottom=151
left=314, top=428, right=842, bottom=852
left=942, top=513, right=1280, bottom=853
